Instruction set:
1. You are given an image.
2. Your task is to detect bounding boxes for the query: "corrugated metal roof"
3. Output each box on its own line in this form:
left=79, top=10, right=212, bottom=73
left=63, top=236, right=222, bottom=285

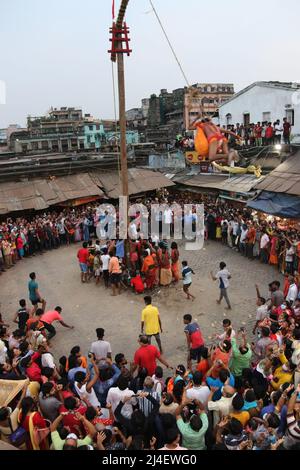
left=254, top=151, right=300, bottom=196
left=0, top=169, right=175, bottom=214
left=173, top=173, right=227, bottom=189
left=91, top=168, right=175, bottom=199
left=0, top=173, right=104, bottom=214
left=173, top=172, right=263, bottom=193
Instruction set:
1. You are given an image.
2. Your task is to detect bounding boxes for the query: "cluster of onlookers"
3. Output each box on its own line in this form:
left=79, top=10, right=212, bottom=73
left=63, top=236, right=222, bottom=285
left=225, top=119, right=292, bottom=147
left=203, top=202, right=300, bottom=278
left=1, top=273, right=300, bottom=451
left=175, top=117, right=292, bottom=151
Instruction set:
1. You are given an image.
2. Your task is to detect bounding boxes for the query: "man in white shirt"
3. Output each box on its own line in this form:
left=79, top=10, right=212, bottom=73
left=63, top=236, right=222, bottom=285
left=252, top=287, right=269, bottom=335
left=239, top=224, right=248, bottom=256
left=285, top=245, right=295, bottom=274
left=106, top=376, right=137, bottom=418
left=207, top=385, right=235, bottom=427
left=230, top=219, right=239, bottom=248
left=260, top=230, right=270, bottom=264
left=100, top=248, right=110, bottom=288
left=286, top=276, right=298, bottom=305
left=211, top=261, right=232, bottom=309
left=74, top=359, right=100, bottom=408
left=274, top=119, right=282, bottom=144
left=216, top=319, right=236, bottom=341
left=90, top=328, right=112, bottom=363
left=163, top=208, right=173, bottom=237
left=186, top=371, right=210, bottom=405
left=128, top=220, right=138, bottom=240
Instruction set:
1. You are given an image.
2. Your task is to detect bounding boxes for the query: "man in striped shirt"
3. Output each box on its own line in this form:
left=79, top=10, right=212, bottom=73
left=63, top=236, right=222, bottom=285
left=284, top=384, right=300, bottom=449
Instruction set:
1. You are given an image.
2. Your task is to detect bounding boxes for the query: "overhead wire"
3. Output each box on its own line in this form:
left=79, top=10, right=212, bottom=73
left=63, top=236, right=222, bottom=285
left=148, top=0, right=190, bottom=88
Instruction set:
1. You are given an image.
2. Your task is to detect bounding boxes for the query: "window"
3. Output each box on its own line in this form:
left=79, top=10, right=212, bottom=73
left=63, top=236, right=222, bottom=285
left=89, top=125, right=93, bottom=131
left=286, top=109, right=294, bottom=125
left=226, top=113, right=232, bottom=125
left=262, top=112, right=271, bottom=122
left=243, top=113, right=250, bottom=126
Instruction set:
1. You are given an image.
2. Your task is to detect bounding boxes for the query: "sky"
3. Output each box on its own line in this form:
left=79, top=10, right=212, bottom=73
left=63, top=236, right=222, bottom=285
left=1, top=0, right=300, bottom=127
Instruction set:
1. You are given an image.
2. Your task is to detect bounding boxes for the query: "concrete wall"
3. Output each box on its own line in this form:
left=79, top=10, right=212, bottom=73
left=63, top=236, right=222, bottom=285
left=219, top=85, right=300, bottom=140
left=106, top=130, right=139, bottom=145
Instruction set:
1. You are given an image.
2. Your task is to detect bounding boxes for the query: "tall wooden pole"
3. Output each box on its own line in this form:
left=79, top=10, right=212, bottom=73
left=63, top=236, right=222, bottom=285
left=114, top=0, right=130, bottom=199
left=117, top=48, right=128, bottom=198
left=112, top=0, right=131, bottom=265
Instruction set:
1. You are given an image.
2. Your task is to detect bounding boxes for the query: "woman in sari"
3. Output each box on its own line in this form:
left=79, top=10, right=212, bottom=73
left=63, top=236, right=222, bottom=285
left=141, top=249, right=157, bottom=290
left=19, top=396, right=48, bottom=450
left=74, top=218, right=83, bottom=242
left=170, top=241, right=180, bottom=283
left=269, top=232, right=279, bottom=266
left=253, top=223, right=260, bottom=259
left=159, top=246, right=172, bottom=286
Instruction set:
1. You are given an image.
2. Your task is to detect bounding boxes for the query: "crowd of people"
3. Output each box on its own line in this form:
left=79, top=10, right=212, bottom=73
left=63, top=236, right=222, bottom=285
left=176, top=117, right=292, bottom=151
left=1, top=192, right=299, bottom=288
left=1, top=192, right=300, bottom=451
left=1, top=273, right=300, bottom=451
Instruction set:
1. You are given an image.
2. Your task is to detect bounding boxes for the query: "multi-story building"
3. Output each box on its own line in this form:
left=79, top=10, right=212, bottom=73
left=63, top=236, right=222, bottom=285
left=0, top=124, right=25, bottom=152
left=184, top=83, right=234, bottom=128
left=126, top=98, right=149, bottom=133
left=144, top=84, right=234, bottom=144
left=10, top=108, right=113, bottom=153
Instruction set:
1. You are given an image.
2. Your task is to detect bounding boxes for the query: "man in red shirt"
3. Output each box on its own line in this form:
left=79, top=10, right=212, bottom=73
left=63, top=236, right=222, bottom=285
left=77, top=242, right=89, bottom=283
left=59, top=396, right=87, bottom=436
left=41, top=306, right=74, bottom=340
left=20, top=352, right=42, bottom=383
left=133, top=335, right=172, bottom=376
left=265, top=122, right=274, bottom=145
left=183, top=314, right=205, bottom=368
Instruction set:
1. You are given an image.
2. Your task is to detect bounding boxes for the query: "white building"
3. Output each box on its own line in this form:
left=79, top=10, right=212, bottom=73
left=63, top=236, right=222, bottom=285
left=219, top=81, right=300, bottom=141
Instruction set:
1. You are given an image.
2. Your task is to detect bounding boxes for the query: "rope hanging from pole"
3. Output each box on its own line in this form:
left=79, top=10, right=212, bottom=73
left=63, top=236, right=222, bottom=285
left=148, top=0, right=204, bottom=120
left=116, top=0, right=130, bottom=28
left=148, top=0, right=190, bottom=88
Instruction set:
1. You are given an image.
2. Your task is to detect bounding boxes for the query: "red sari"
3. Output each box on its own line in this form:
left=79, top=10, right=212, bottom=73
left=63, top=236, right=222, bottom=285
left=20, top=411, right=48, bottom=450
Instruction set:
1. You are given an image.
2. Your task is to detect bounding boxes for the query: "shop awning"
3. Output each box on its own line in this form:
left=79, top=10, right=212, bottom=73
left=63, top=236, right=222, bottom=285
left=247, top=191, right=300, bottom=218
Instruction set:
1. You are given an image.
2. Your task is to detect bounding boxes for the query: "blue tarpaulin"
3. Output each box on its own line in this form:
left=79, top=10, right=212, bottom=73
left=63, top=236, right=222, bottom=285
left=247, top=191, right=300, bottom=218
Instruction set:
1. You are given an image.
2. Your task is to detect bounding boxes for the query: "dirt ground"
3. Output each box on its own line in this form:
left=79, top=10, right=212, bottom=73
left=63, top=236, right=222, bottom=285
left=0, top=240, right=283, bottom=369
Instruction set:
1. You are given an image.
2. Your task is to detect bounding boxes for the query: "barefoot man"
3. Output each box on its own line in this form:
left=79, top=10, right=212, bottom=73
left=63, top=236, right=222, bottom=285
left=210, top=262, right=232, bottom=310
left=190, top=115, right=241, bottom=164
left=182, top=261, right=195, bottom=300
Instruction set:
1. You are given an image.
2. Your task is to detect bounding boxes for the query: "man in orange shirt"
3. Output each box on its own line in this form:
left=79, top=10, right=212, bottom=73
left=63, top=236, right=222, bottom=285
left=246, top=223, right=256, bottom=260
left=41, top=306, right=74, bottom=340
left=109, top=249, right=122, bottom=296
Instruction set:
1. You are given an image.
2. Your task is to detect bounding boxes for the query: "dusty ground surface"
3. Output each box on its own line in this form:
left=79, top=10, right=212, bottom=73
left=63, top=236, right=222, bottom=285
left=0, top=241, right=283, bottom=369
